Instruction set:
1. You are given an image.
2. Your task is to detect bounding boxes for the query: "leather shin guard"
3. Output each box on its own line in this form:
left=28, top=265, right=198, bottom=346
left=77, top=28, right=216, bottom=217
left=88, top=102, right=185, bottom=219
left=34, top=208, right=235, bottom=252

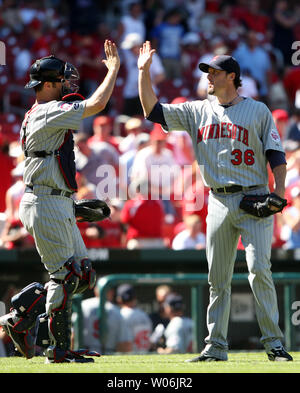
left=48, top=262, right=80, bottom=353
left=76, top=258, right=96, bottom=294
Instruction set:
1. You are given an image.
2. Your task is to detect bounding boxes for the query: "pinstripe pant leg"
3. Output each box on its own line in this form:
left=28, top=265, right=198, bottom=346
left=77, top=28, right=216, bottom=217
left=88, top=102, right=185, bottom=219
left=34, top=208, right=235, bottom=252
left=240, top=215, right=284, bottom=349
left=19, top=193, right=76, bottom=280
left=71, top=214, right=88, bottom=263
left=203, top=193, right=240, bottom=358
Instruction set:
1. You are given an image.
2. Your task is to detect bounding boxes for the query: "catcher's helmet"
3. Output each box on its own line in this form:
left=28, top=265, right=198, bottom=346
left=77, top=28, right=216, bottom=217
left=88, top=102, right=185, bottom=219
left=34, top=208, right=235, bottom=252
left=25, top=55, right=79, bottom=94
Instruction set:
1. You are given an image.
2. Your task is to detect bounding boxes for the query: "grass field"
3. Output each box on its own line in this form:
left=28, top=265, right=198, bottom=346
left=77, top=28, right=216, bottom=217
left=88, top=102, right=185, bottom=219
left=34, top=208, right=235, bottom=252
left=0, top=352, right=300, bottom=374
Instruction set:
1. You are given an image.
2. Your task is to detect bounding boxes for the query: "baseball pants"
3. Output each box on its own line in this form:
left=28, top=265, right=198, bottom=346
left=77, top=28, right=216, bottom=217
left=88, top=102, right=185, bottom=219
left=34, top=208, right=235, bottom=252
left=19, top=186, right=88, bottom=314
left=202, top=186, right=284, bottom=360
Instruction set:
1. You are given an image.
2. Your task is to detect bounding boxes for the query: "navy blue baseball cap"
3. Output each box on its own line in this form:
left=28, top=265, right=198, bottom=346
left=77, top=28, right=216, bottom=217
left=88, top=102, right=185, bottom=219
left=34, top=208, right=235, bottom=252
left=164, top=293, right=184, bottom=311
left=199, top=55, right=240, bottom=78
left=117, top=284, right=136, bottom=302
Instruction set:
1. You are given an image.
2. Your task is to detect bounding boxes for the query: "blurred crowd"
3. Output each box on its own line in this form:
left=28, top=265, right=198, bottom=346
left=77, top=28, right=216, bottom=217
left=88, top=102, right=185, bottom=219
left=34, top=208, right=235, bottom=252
left=1, top=0, right=300, bottom=251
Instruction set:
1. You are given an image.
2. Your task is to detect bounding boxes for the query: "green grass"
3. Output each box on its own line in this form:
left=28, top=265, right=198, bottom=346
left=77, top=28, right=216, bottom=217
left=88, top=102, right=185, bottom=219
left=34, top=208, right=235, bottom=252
left=0, top=352, right=300, bottom=373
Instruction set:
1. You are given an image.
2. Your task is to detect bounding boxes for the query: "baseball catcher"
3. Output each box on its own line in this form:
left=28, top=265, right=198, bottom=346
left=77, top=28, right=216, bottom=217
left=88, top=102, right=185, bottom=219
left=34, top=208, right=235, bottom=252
left=3, top=40, right=120, bottom=363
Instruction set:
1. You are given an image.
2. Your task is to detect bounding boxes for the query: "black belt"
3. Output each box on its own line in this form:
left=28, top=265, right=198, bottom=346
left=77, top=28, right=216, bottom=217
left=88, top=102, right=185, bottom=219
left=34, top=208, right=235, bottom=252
left=211, top=185, right=258, bottom=194
left=25, top=185, right=73, bottom=198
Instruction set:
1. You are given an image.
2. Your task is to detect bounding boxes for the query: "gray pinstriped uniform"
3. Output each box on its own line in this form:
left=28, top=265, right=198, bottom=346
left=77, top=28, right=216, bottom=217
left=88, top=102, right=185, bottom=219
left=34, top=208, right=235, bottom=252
left=164, top=316, right=194, bottom=353
left=161, top=97, right=285, bottom=358
left=19, top=99, right=87, bottom=313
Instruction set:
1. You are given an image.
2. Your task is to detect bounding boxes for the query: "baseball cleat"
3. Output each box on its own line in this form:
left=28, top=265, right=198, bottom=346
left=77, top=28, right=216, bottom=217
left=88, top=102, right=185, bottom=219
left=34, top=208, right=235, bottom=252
left=185, top=354, right=225, bottom=362
left=45, top=347, right=100, bottom=363
left=267, top=347, right=293, bottom=361
left=2, top=324, right=36, bottom=359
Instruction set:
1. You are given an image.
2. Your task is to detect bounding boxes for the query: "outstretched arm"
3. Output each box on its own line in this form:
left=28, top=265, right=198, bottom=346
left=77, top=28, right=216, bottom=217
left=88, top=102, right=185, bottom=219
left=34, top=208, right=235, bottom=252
left=83, top=40, right=120, bottom=118
left=138, top=41, right=159, bottom=117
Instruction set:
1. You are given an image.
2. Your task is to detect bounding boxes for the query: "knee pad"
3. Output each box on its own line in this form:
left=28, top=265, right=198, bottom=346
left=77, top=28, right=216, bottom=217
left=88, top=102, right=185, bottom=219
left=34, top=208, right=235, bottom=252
left=0, top=282, right=47, bottom=358
left=76, top=258, right=96, bottom=294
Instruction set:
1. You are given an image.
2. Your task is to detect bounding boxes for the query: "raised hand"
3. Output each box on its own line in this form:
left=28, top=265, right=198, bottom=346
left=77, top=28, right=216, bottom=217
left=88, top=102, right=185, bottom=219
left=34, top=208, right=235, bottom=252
left=102, top=40, right=120, bottom=71
left=138, top=41, right=156, bottom=71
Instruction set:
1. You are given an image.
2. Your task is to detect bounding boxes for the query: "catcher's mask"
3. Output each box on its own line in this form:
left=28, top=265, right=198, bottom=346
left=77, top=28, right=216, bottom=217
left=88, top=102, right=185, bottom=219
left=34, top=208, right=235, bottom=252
left=25, top=55, right=80, bottom=96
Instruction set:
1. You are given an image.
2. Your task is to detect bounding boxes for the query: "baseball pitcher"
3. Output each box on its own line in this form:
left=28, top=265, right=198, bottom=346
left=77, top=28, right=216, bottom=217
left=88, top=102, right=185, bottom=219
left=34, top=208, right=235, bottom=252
left=138, top=41, right=292, bottom=362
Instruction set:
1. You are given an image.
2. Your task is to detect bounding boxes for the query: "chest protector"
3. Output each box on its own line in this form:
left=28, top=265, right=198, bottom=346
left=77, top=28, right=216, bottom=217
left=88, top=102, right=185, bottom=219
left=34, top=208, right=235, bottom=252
left=55, top=129, right=77, bottom=191
left=22, top=93, right=85, bottom=193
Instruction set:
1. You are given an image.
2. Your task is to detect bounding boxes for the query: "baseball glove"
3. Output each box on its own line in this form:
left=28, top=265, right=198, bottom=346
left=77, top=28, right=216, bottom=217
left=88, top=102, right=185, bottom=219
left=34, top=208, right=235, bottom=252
left=239, top=193, right=287, bottom=218
left=74, top=199, right=111, bottom=222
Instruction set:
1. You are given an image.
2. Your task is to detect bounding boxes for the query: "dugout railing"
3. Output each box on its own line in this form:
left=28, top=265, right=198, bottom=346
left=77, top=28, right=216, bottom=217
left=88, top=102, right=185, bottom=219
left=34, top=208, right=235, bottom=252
left=72, top=272, right=300, bottom=352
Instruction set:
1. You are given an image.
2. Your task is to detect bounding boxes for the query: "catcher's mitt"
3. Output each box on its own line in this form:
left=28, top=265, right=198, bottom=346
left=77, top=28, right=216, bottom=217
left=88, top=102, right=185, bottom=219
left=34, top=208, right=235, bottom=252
left=74, top=199, right=111, bottom=222
left=239, top=193, right=287, bottom=218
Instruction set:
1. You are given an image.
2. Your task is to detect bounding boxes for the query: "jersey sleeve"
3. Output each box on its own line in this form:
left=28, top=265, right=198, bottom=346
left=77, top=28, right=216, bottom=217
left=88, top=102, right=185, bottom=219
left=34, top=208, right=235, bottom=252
left=261, top=104, right=285, bottom=153
left=165, top=319, right=184, bottom=352
left=161, top=101, right=202, bottom=135
left=45, top=100, right=86, bottom=130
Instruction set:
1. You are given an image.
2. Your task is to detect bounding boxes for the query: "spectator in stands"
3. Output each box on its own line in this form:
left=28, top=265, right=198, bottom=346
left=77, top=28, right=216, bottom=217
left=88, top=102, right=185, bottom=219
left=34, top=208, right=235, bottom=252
left=69, top=0, right=101, bottom=35
left=119, top=132, right=150, bottom=198
left=236, top=0, right=270, bottom=34
left=116, top=284, right=153, bottom=354
left=281, top=185, right=300, bottom=249
left=286, top=107, right=300, bottom=142
left=143, top=0, right=165, bottom=41
left=272, top=109, right=290, bottom=140
left=233, top=30, right=272, bottom=102
left=119, top=117, right=144, bottom=154
left=79, top=198, right=126, bottom=249
left=272, top=0, right=299, bottom=66
left=284, top=144, right=300, bottom=188
left=117, top=1, right=146, bottom=45
left=120, top=179, right=165, bottom=249
left=74, top=34, right=103, bottom=98
left=3, top=159, right=25, bottom=222
left=130, top=123, right=179, bottom=214
left=176, top=160, right=209, bottom=234
left=237, top=69, right=259, bottom=100
left=172, top=214, right=206, bottom=250
left=75, top=132, right=119, bottom=189
left=151, top=8, right=186, bottom=80
left=80, top=282, right=131, bottom=354
left=14, top=49, right=32, bottom=80
left=215, top=2, right=244, bottom=39
left=28, top=18, right=51, bottom=59
left=194, top=36, right=228, bottom=100
left=88, top=115, right=120, bottom=153
left=75, top=172, right=96, bottom=200
left=0, top=135, right=15, bottom=213
left=156, top=293, right=194, bottom=354
left=185, top=0, right=205, bottom=33
left=283, top=67, right=300, bottom=108
left=0, top=218, right=34, bottom=250
left=121, top=32, right=165, bottom=116
left=96, top=198, right=127, bottom=248
left=180, top=32, right=202, bottom=86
